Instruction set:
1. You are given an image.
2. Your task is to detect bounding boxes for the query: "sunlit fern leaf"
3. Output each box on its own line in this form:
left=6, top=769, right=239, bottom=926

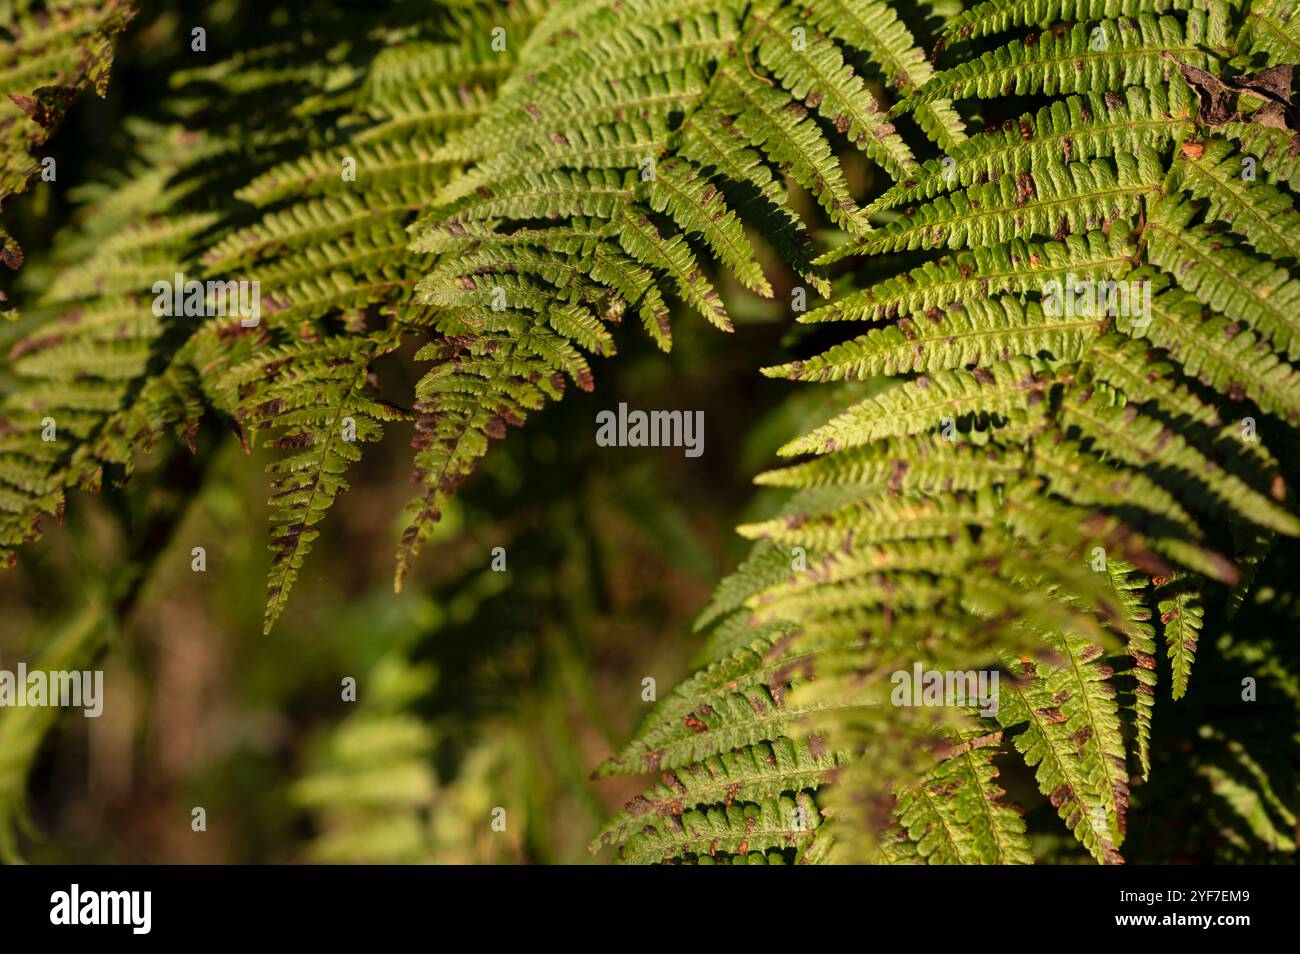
left=592, top=738, right=847, bottom=855
left=802, top=0, right=968, bottom=152
left=747, top=0, right=917, bottom=182
left=1240, top=0, right=1300, bottom=65
left=593, top=627, right=837, bottom=778
left=615, top=792, right=823, bottom=864
left=868, top=84, right=1195, bottom=215
left=693, top=543, right=804, bottom=630
left=1059, top=385, right=1300, bottom=537
left=766, top=295, right=1102, bottom=383
left=754, top=433, right=1028, bottom=492
left=1099, top=560, right=1157, bottom=779
left=1119, top=280, right=1300, bottom=426
left=996, top=641, right=1128, bottom=864
left=646, top=158, right=772, bottom=296
left=893, top=732, right=1034, bottom=864
left=779, top=358, right=1062, bottom=456
left=1165, top=137, right=1300, bottom=262
left=935, top=0, right=1226, bottom=47
left=827, top=150, right=1166, bottom=261
left=674, top=103, right=828, bottom=294
left=711, top=65, right=864, bottom=224
left=602, top=0, right=1300, bottom=864
left=1219, top=120, right=1300, bottom=190
left=736, top=486, right=1002, bottom=550
left=794, top=229, right=1139, bottom=329
left=1079, top=333, right=1281, bottom=481
left=1146, top=195, right=1300, bottom=362
left=904, top=14, right=1221, bottom=111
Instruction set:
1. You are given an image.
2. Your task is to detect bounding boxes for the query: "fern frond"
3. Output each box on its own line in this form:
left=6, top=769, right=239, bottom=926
left=749, top=1, right=917, bottom=181
left=1220, top=120, right=1300, bottom=190
left=1059, top=386, right=1300, bottom=536
left=1, top=2, right=550, bottom=627
left=393, top=0, right=967, bottom=577
left=754, top=433, right=1027, bottom=491
left=1124, top=284, right=1300, bottom=425
left=767, top=295, right=1100, bottom=383
left=804, top=0, right=968, bottom=151
left=800, top=228, right=1138, bottom=327
left=222, top=332, right=411, bottom=633
left=646, top=158, right=772, bottom=296
left=1147, top=195, right=1300, bottom=361
left=779, top=358, right=1057, bottom=456
left=614, top=792, right=822, bottom=864
left=1100, top=560, right=1157, bottom=779
left=593, top=738, right=845, bottom=854
left=1240, top=0, right=1300, bottom=65
left=869, top=84, right=1193, bottom=214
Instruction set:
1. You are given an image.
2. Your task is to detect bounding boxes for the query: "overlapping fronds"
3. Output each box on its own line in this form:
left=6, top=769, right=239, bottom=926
left=2, top=0, right=1293, bottom=866
left=598, top=0, right=1300, bottom=864
left=1, top=1, right=551, bottom=631
left=3, top=0, right=960, bottom=629
left=1, top=118, right=218, bottom=568
left=397, top=0, right=970, bottom=583
left=190, top=1, right=551, bottom=627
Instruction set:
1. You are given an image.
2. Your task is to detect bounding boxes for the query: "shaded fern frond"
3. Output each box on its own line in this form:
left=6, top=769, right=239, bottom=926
left=1, top=1, right=560, bottom=625
left=223, top=332, right=412, bottom=633
left=0, top=0, right=135, bottom=280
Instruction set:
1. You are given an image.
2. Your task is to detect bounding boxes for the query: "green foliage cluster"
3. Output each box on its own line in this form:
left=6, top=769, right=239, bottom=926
left=593, top=0, right=1300, bottom=863
left=1, top=0, right=1298, bottom=864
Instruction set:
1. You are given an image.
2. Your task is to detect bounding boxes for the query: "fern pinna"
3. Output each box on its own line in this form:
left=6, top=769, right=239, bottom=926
left=595, top=0, right=1300, bottom=864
